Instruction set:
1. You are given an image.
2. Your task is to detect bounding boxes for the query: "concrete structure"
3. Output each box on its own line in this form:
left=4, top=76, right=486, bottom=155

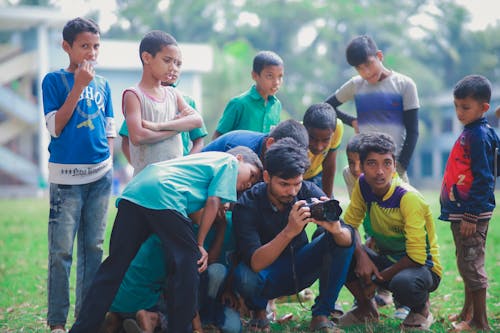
left=0, top=5, right=212, bottom=197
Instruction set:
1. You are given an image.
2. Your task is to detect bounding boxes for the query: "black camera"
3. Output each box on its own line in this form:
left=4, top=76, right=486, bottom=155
left=304, top=199, right=343, bottom=222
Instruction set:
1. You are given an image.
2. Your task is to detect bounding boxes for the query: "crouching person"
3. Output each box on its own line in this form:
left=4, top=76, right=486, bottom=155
left=337, top=132, right=442, bottom=331
left=232, top=138, right=354, bottom=332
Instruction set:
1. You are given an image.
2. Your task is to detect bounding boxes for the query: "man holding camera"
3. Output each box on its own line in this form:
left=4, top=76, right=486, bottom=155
left=232, top=138, right=354, bottom=332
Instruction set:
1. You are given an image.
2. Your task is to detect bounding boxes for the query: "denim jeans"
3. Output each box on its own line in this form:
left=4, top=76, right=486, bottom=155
left=234, top=230, right=354, bottom=317
left=47, top=170, right=112, bottom=326
left=199, top=263, right=242, bottom=333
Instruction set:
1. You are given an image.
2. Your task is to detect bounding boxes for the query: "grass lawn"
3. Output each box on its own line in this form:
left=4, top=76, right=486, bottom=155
left=0, top=190, right=499, bottom=332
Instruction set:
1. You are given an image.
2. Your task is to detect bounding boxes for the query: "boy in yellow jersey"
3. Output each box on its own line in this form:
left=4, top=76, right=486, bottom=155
left=338, top=132, right=441, bottom=331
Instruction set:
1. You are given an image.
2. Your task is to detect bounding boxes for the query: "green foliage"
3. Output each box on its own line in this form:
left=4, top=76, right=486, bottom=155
left=0, top=193, right=499, bottom=331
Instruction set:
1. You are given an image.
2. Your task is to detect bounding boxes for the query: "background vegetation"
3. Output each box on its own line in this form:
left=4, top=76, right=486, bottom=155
left=5, top=0, right=500, bottom=134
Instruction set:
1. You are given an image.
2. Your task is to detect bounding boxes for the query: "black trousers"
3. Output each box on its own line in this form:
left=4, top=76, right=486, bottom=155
left=70, top=199, right=199, bottom=333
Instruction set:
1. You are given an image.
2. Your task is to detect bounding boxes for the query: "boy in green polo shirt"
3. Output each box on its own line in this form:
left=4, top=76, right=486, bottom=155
left=212, top=50, right=284, bottom=139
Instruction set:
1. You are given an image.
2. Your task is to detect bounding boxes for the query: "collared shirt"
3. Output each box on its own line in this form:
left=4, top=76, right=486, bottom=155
left=233, top=181, right=325, bottom=266
left=202, top=130, right=267, bottom=158
left=304, top=119, right=344, bottom=179
left=344, top=174, right=442, bottom=278
left=215, top=85, right=281, bottom=135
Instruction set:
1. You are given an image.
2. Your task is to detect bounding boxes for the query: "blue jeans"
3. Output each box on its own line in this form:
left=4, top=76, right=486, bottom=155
left=199, top=263, right=242, bottom=333
left=47, top=170, right=112, bottom=326
left=234, top=231, right=354, bottom=317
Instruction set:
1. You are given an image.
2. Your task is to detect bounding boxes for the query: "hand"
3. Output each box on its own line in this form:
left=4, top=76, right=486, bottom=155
left=355, top=251, right=383, bottom=286
left=352, top=119, right=359, bottom=133
left=221, top=289, right=239, bottom=310
left=74, top=59, right=95, bottom=90
left=363, top=281, right=377, bottom=299
left=285, top=200, right=311, bottom=237
left=460, top=220, right=476, bottom=237
left=142, top=119, right=158, bottom=131
left=197, top=245, right=208, bottom=273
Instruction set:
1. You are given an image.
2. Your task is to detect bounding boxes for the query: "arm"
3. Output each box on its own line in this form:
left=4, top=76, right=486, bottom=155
left=54, top=61, right=95, bottom=136
left=142, top=90, right=202, bottom=132
left=250, top=200, right=310, bottom=272
left=207, top=204, right=229, bottom=264
left=107, top=137, right=114, bottom=159
left=121, top=136, right=131, bottom=163
left=196, top=196, right=222, bottom=272
left=325, top=95, right=357, bottom=129
left=123, top=90, right=178, bottom=145
left=212, top=130, right=223, bottom=140
left=321, top=149, right=337, bottom=198
left=189, top=137, right=205, bottom=154
left=398, top=108, right=419, bottom=170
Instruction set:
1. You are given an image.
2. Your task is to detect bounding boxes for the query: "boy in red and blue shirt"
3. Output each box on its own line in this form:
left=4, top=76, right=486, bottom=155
left=439, top=74, right=499, bottom=332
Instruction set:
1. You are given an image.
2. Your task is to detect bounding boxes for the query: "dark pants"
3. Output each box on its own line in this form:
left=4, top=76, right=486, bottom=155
left=234, top=230, right=354, bottom=317
left=70, top=200, right=199, bottom=333
left=347, top=247, right=440, bottom=312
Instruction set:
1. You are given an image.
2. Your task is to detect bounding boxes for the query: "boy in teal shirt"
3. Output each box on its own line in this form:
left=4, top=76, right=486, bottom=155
left=212, top=50, right=284, bottom=139
left=70, top=147, right=263, bottom=333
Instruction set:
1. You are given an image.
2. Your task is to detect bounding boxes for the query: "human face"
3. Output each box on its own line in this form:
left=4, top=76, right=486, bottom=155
left=308, top=127, right=333, bottom=155
left=236, top=160, right=262, bottom=193
left=361, top=152, right=395, bottom=197
left=146, top=44, right=182, bottom=84
left=63, top=32, right=100, bottom=71
left=264, top=171, right=303, bottom=209
left=354, top=53, right=385, bottom=84
left=347, top=151, right=361, bottom=179
left=252, top=65, right=284, bottom=99
left=454, top=96, right=489, bottom=126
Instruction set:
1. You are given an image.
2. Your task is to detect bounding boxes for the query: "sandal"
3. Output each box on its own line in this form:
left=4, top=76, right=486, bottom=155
left=122, top=318, right=141, bottom=333
left=401, top=311, right=434, bottom=331
left=336, top=310, right=378, bottom=327
left=247, top=317, right=270, bottom=332
left=450, top=321, right=477, bottom=332
left=310, top=318, right=344, bottom=333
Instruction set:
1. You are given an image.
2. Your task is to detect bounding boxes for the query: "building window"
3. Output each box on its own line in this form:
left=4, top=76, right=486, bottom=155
left=442, top=116, right=453, bottom=133
left=421, top=152, right=433, bottom=177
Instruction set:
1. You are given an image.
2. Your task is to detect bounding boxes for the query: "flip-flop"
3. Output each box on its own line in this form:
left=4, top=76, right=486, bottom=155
left=310, top=319, right=344, bottom=333
left=401, top=311, right=434, bottom=331
left=450, top=320, right=477, bottom=332
left=122, top=318, right=141, bottom=333
left=336, top=310, right=378, bottom=327
left=247, top=317, right=270, bottom=332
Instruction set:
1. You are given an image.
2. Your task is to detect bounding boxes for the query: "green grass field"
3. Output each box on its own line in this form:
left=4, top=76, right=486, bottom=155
left=0, top=191, right=499, bottom=332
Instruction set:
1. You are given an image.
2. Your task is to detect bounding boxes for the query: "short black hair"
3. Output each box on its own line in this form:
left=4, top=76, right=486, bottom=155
left=139, top=30, right=178, bottom=64
left=265, top=137, right=310, bottom=179
left=346, top=35, right=378, bottom=67
left=453, top=74, right=492, bottom=104
left=358, top=132, right=396, bottom=164
left=253, top=50, right=283, bottom=74
left=62, top=17, right=100, bottom=46
left=303, top=103, right=337, bottom=131
left=226, top=146, right=263, bottom=173
left=269, top=119, right=308, bottom=148
left=346, top=133, right=366, bottom=154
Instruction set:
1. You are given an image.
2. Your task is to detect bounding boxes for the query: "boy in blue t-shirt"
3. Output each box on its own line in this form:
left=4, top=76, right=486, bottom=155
left=70, top=147, right=262, bottom=333
left=41, top=17, right=116, bottom=333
